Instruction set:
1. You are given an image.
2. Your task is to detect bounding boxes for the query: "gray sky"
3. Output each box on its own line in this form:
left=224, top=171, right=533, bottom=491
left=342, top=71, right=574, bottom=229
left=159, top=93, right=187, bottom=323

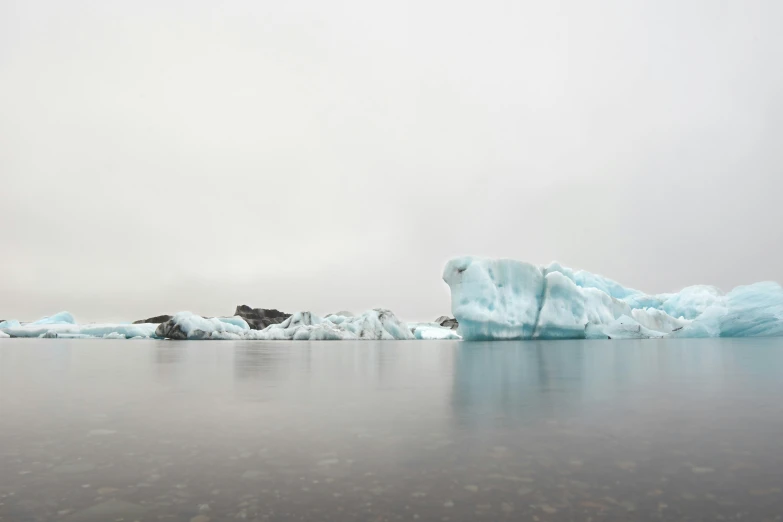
left=1, top=0, right=782, bottom=323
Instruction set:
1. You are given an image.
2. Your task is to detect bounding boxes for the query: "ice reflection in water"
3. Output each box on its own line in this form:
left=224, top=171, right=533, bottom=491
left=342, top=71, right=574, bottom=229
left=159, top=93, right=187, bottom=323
left=1, top=338, right=783, bottom=521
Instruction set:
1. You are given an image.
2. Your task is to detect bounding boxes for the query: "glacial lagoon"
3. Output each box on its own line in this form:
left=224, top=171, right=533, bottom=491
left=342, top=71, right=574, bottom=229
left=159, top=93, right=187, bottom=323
left=1, top=338, right=783, bottom=521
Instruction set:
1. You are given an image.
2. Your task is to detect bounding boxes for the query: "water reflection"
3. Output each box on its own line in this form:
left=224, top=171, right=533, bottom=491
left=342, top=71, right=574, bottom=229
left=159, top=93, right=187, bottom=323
left=2, top=338, right=783, bottom=521
left=153, top=343, right=185, bottom=365
left=152, top=342, right=186, bottom=384
left=451, top=341, right=583, bottom=427
left=233, top=344, right=286, bottom=380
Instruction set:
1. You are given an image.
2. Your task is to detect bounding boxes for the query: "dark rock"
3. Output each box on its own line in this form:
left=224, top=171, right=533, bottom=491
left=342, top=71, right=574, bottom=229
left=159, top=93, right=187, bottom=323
left=234, top=305, right=291, bottom=330
left=132, top=314, right=172, bottom=324
left=435, top=315, right=459, bottom=330
left=154, top=320, right=187, bottom=340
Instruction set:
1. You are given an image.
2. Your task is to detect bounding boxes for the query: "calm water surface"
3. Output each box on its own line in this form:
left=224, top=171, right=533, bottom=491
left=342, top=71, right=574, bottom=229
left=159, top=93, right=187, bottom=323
left=1, top=338, right=783, bottom=521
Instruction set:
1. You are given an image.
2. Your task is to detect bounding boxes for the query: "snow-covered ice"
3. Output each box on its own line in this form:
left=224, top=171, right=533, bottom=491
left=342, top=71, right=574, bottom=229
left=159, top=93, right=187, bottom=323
left=443, top=257, right=783, bottom=340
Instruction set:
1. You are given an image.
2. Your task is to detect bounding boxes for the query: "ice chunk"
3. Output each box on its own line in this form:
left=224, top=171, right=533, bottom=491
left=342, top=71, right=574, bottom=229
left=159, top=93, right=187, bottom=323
left=434, top=316, right=459, bottom=330
left=443, top=257, right=545, bottom=340
left=152, top=309, right=415, bottom=340
left=582, top=287, right=631, bottom=325
left=409, top=323, right=462, bottom=340
left=719, top=282, right=783, bottom=337
left=443, top=257, right=783, bottom=340
left=0, top=330, right=9, bottom=338
left=2, top=320, right=158, bottom=339
left=622, top=294, right=667, bottom=310
left=597, top=315, right=666, bottom=339
left=661, top=285, right=725, bottom=320
left=339, top=309, right=414, bottom=340
left=631, top=308, right=691, bottom=334
left=670, top=305, right=726, bottom=338
left=1, top=312, right=157, bottom=339
left=249, top=309, right=415, bottom=341
left=533, top=271, right=587, bottom=339
left=154, top=312, right=250, bottom=340
left=545, top=261, right=640, bottom=299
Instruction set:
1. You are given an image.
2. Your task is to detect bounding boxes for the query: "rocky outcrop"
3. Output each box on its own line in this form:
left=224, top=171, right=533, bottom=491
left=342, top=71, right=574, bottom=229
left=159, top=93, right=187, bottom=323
left=435, top=316, right=459, bottom=330
left=133, top=314, right=173, bottom=324
left=234, top=305, right=291, bottom=330
left=154, top=319, right=188, bottom=340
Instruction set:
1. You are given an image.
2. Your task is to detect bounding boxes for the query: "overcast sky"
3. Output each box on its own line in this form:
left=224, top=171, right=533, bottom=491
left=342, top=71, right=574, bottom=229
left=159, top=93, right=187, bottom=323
left=1, top=0, right=782, bottom=322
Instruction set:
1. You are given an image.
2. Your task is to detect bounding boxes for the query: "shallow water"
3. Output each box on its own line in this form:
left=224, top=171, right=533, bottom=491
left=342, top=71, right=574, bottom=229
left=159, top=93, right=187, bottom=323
left=1, top=338, right=783, bottom=521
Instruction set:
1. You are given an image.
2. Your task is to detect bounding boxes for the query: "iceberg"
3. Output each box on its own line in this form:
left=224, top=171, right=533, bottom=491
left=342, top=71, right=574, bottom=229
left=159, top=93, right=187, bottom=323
left=442, top=257, right=545, bottom=341
left=408, top=322, right=462, bottom=340
left=443, top=257, right=783, bottom=341
left=0, top=309, right=429, bottom=341
left=533, top=271, right=587, bottom=340
left=154, top=312, right=251, bottom=340
left=1, top=321, right=159, bottom=339
left=715, top=282, right=783, bottom=338
left=153, top=309, right=415, bottom=340
left=248, top=309, right=415, bottom=340
left=434, top=316, right=459, bottom=330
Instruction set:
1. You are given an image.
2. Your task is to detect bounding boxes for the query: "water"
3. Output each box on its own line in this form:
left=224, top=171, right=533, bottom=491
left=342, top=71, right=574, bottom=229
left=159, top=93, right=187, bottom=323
left=1, top=338, right=783, bottom=521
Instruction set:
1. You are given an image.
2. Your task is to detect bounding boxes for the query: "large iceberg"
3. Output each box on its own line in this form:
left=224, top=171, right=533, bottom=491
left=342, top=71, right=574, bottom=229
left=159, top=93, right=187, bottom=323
left=443, top=257, right=783, bottom=340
